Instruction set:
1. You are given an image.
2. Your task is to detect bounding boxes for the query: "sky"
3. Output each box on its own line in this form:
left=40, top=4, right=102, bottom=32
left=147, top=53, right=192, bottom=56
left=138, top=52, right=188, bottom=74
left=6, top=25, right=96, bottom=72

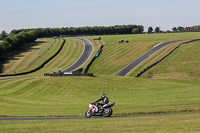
left=0, top=0, right=200, bottom=33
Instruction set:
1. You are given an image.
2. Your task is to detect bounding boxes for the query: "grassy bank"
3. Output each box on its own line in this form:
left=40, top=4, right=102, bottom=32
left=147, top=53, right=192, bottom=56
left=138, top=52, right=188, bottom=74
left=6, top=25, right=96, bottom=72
left=1, top=37, right=86, bottom=75
left=127, top=42, right=182, bottom=77
left=1, top=113, right=200, bottom=132
left=142, top=40, right=200, bottom=81
left=85, top=33, right=200, bottom=75
left=0, top=76, right=200, bottom=117
left=1, top=38, right=62, bottom=75
left=1, top=33, right=200, bottom=132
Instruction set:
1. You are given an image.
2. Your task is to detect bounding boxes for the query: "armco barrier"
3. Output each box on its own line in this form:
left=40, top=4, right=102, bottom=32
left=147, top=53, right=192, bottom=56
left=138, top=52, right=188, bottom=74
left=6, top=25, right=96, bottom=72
left=0, top=39, right=66, bottom=77
left=84, top=45, right=103, bottom=73
left=44, top=68, right=94, bottom=77
left=135, top=39, right=200, bottom=77
left=44, top=72, right=94, bottom=77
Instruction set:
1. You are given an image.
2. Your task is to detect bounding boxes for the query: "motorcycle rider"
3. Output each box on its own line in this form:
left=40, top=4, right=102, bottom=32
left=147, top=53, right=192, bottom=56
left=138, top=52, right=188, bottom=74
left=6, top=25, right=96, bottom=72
left=93, top=94, right=109, bottom=112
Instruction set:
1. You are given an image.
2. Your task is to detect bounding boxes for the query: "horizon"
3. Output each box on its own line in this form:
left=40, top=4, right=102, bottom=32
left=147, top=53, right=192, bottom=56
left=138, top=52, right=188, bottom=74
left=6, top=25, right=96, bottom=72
left=1, top=0, right=200, bottom=33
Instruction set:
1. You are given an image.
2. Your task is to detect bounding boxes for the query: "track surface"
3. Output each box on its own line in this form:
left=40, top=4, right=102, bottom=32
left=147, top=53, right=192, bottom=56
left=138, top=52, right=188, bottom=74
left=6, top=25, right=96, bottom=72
left=114, top=40, right=188, bottom=76
left=63, top=38, right=93, bottom=72
left=1, top=112, right=200, bottom=121
left=0, top=38, right=92, bottom=81
left=0, top=75, right=41, bottom=81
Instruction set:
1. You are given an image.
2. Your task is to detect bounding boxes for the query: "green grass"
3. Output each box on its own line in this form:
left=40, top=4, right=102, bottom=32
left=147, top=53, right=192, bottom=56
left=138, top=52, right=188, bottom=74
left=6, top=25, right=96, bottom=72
left=1, top=33, right=200, bottom=132
left=1, top=37, right=85, bottom=75
left=2, top=33, right=200, bottom=76
left=33, top=37, right=85, bottom=74
left=127, top=42, right=182, bottom=77
left=1, top=38, right=61, bottom=74
left=84, top=33, right=200, bottom=75
left=142, top=41, right=200, bottom=81
left=1, top=113, right=200, bottom=132
left=78, top=37, right=102, bottom=71
left=0, top=33, right=200, bottom=117
left=17, top=39, right=63, bottom=72
left=1, top=76, right=200, bottom=117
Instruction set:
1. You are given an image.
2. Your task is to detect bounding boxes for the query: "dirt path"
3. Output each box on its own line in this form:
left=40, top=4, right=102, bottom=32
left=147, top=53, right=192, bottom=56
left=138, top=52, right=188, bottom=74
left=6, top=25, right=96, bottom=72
left=3, top=52, right=32, bottom=74
left=2, top=40, right=44, bottom=74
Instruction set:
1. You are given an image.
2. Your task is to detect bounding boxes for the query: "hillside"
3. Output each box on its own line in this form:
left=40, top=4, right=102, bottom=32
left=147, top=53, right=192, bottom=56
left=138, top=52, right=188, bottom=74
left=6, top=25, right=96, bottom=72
left=1, top=33, right=200, bottom=76
left=0, top=33, right=200, bottom=117
left=141, top=40, right=200, bottom=81
left=1, top=75, right=200, bottom=117
left=0, top=38, right=86, bottom=75
left=85, top=32, right=200, bottom=76
left=1, top=33, right=200, bottom=132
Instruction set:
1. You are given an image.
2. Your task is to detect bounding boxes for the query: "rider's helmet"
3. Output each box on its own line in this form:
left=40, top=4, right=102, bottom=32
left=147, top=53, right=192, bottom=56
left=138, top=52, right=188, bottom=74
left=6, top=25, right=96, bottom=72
left=101, top=94, right=106, bottom=98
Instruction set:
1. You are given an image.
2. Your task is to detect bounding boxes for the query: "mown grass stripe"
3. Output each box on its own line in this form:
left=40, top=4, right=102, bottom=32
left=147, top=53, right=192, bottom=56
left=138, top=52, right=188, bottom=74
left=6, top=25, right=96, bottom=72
left=13, top=39, right=60, bottom=73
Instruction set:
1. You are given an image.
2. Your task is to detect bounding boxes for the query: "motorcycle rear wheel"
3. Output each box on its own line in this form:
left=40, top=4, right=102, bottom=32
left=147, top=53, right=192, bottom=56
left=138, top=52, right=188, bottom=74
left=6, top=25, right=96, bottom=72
left=85, top=110, right=92, bottom=118
left=103, top=108, right=113, bottom=117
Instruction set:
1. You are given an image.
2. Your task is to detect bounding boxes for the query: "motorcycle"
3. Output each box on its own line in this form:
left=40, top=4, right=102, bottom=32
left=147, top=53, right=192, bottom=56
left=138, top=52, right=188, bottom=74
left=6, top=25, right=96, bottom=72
left=85, top=102, right=115, bottom=118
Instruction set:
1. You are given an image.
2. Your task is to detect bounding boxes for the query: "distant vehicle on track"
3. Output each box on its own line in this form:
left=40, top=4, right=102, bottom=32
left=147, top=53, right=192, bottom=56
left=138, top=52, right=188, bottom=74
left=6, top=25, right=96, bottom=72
left=93, top=37, right=101, bottom=40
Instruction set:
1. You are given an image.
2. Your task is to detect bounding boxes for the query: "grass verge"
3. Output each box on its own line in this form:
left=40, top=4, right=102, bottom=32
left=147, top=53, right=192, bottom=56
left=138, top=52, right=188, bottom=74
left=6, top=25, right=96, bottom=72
left=1, top=76, right=200, bottom=117
left=0, top=113, right=200, bottom=132
left=84, top=33, right=200, bottom=75
left=141, top=41, right=200, bottom=81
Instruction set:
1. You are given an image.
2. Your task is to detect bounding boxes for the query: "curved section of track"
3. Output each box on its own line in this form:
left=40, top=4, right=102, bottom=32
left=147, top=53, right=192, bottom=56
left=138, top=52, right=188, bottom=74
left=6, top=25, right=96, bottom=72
left=114, top=40, right=189, bottom=76
left=63, top=38, right=93, bottom=72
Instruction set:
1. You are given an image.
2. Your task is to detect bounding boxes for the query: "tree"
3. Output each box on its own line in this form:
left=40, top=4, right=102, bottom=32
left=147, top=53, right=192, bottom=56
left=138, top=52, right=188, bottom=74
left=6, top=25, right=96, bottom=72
left=0, top=31, right=7, bottom=40
left=137, top=25, right=144, bottom=33
left=0, top=40, right=10, bottom=58
left=166, top=30, right=171, bottom=33
left=155, top=27, right=160, bottom=33
left=148, top=27, right=153, bottom=33
left=132, top=28, right=140, bottom=34
left=172, top=27, right=177, bottom=32
left=177, top=26, right=184, bottom=32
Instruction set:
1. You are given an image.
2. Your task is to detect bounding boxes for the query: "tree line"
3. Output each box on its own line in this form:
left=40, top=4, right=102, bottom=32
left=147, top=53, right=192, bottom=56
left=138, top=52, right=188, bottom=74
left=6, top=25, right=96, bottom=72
left=1, top=24, right=199, bottom=63
left=0, top=30, right=38, bottom=61
left=0, top=25, right=144, bottom=61
left=172, top=26, right=200, bottom=32
left=35, top=25, right=144, bottom=37
left=147, top=27, right=161, bottom=33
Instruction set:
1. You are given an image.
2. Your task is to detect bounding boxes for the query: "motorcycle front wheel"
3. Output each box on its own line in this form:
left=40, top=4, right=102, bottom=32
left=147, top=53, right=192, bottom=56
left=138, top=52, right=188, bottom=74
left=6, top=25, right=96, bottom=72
left=103, top=108, right=113, bottom=117
left=85, top=110, right=92, bottom=118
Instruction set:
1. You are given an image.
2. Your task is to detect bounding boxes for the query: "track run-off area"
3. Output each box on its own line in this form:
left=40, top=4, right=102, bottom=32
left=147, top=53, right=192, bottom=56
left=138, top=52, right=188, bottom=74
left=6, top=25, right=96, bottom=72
left=1, top=112, right=200, bottom=121
left=0, top=37, right=93, bottom=80
left=0, top=38, right=196, bottom=80
left=114, top=39, right=190, bottom=76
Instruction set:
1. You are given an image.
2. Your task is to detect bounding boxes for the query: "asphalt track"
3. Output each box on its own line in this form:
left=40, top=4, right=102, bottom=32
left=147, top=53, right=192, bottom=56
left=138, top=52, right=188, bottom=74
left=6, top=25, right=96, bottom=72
left=0, top=75, right=42, bottom=81
left=1, top=112, right=200, bottom=121
left=63, top=38, right=93, bottom=72
left=0, top=37, right=93, bottom=81
left=114, top=40, right=189, bottom=76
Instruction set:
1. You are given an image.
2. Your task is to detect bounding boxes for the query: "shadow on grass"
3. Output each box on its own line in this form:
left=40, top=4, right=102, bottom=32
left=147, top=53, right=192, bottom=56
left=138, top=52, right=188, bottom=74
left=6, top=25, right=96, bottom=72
left=0, top=41, right=46, bottom=75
